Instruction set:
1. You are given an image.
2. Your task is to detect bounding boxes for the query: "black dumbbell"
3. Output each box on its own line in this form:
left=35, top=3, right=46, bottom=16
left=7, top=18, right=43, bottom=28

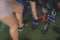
left=41, top=22, right=49, bottom=34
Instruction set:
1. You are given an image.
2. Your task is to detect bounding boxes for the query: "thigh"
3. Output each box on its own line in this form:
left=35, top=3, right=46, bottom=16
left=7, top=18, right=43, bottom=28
left=0, top=13, right=18, bottom=27
left=9, top=1, right=24, bottom=13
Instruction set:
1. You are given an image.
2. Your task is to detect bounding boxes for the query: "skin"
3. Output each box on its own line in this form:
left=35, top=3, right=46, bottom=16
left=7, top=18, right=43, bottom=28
left=30, top=1, right=38, bottom=20
left=0, top=0, right=19, bottom=40
left=0, top=13, right=18, bottom=40
left=9, top=0, right=24, bottom=27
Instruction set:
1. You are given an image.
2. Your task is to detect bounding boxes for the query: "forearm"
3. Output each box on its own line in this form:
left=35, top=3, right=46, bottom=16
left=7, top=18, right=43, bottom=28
left=30, top=1, right=36, bottom=14
left=30, top=1, right=38, bottom=20
left=30, top=1, right=36, bottom=11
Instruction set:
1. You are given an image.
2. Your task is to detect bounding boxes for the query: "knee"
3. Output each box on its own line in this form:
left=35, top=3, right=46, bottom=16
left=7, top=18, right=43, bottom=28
left=9, top=25, right=18, bottom=33
left=9, top=24, right=18, bottom=30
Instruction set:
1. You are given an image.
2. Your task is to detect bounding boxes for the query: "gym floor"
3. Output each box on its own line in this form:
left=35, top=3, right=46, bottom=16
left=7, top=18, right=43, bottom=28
left=0, top=6, right=60, bottom=40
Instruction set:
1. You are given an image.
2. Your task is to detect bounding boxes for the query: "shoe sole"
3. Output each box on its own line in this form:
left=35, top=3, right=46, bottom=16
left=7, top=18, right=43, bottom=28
left=18, top=28, right=24, bottom=31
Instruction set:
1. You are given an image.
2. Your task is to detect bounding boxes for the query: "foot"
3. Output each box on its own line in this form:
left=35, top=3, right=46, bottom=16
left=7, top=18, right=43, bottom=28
left=32, top=20, right=39, bottom=30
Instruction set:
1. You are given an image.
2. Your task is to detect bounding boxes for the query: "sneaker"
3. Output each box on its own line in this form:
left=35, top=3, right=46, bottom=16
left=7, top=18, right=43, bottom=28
left=23, top=20, right=29, bottom=26
left=18, top=27, right=24, bottom=31
left=18, top=20, right=29, bottom=31
left=32, top=20, right=39, bottom=30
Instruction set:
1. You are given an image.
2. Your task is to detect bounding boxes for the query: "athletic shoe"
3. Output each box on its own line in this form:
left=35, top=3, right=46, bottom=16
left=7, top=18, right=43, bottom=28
left=23, top=20, right=29, bottom=26
left=18, top=20, right=29, bottom=31
left=32, top=20, right=39, bottom=30
left=18, top=27, right=24, bottom=31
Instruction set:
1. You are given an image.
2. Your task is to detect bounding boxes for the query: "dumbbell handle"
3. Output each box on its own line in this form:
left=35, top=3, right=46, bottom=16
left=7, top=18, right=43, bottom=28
left=44, top=23, right=48, bottom=30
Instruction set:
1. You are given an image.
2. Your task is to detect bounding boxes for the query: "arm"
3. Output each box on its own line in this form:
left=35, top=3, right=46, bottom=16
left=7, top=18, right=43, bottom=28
left=30, top=0, right=38, bottom=20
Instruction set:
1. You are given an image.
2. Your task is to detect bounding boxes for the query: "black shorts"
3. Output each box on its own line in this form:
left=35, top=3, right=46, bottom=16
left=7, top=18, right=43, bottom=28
left=31, top=0, right=37, bottom=2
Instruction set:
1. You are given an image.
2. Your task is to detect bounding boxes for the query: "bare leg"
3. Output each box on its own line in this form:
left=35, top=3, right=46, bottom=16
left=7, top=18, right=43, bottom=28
left=30, top=1, right=38, bottom=20
left=9, top=1, right=24, bottom=27
left=15, top=3, right=24, bottom=27
left=1, top=13, right=18, bottom=40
